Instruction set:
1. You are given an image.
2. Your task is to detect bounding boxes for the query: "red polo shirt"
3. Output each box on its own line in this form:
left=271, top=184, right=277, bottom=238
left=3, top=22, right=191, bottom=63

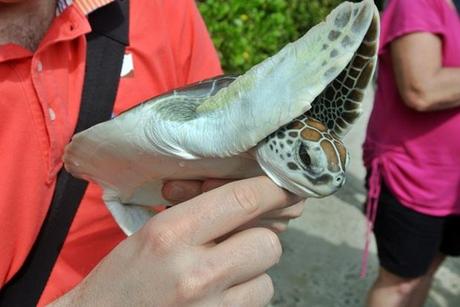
left=0, top=0, right=222, bottom=304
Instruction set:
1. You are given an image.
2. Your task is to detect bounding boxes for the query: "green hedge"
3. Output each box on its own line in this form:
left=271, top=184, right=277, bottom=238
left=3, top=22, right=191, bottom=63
left=198, top=0, right=379, bottom=74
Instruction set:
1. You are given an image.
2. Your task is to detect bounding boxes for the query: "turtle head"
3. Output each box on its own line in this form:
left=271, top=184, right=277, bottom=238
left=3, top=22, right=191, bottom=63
left=253, top=0, right=379, bottom=198
left=255, top=115, right=349, bottom=198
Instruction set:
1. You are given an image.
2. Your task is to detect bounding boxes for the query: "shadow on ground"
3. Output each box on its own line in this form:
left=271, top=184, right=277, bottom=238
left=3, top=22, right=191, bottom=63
left=269, top=225, right=460, bottom=307
left=270, top=228, right=375, bottom=307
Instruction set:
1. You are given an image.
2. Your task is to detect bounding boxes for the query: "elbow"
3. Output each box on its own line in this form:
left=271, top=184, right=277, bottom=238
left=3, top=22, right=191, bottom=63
left=400, top=83, right=433, bottom=112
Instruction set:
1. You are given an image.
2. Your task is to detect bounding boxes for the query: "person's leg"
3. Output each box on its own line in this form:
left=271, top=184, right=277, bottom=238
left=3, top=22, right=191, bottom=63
left=408, top=214, right=460, bottom=306
left=364, top=179, right=445, bottom=307
left=367, top=267, right=425, bottom=307
left=367, top=253, right=445, bottom=307
left=407, top=253, right=446, bottom=307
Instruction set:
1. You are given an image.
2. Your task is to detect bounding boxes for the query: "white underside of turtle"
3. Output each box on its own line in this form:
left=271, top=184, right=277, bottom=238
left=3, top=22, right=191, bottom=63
left=64, top=0, right=380, bottom=236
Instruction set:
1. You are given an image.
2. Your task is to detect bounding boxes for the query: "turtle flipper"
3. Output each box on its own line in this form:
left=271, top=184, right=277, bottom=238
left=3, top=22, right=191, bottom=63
left=147, top=0, right=378, bottom=158
left=307, top=1, right=379, bottom=137
left=105, top=196, right=155, bottom=236
left=64, top=111, right=262, bottom=236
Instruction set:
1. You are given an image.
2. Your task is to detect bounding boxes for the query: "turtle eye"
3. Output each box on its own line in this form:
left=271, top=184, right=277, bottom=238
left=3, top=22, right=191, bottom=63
left=298, top=143, right=311, bottom=167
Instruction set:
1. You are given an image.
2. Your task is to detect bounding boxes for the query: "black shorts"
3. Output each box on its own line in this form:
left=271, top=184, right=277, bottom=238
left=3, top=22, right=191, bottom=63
left=368, top=180, right=460, bottom=278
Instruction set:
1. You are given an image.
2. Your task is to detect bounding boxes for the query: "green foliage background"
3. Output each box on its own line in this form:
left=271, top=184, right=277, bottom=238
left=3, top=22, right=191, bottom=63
left=197, top=0, right=380, bottom=74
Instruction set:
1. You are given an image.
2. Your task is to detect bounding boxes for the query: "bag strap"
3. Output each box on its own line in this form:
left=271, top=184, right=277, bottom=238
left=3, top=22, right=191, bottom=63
left=0, top=1, right=129, bottom=305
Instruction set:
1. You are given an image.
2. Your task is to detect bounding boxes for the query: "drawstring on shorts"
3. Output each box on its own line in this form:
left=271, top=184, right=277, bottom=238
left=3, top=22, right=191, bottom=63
left=360, top=159, right=381, bottom=278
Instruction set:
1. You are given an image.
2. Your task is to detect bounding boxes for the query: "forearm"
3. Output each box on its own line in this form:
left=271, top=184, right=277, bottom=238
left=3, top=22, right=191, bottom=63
left=46, top=280, right=93, bottom=307
left=391, top=32, right=460, bottom=112
left=47, top=291, right=79, bottom=307
left=47, top=293, right=76, bottom=307
left=405, top=67, right=460, bottom=111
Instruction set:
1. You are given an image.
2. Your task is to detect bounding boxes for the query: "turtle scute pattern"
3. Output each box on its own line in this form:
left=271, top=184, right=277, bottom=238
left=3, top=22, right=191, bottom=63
left=308, top=7, right=379, bottom=137
left=267, top=115, right=348, bottom=176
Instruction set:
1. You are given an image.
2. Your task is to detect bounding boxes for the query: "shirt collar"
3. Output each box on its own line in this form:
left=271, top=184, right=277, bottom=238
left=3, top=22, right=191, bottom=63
left=56, top=0, right=114, bottom=16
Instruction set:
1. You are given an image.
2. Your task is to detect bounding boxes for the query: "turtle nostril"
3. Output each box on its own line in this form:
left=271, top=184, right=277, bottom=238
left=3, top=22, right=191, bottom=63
left=335, top=175, right=345, bottom=186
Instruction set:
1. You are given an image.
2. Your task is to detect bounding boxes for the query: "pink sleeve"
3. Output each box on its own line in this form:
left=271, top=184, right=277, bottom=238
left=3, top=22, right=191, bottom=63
left=379, top=0, right=445, bottom=54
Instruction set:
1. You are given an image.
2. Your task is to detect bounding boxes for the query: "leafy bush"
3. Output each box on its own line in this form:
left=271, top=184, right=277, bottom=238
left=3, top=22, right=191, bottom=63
left=198, top=0, right=368, bottom=73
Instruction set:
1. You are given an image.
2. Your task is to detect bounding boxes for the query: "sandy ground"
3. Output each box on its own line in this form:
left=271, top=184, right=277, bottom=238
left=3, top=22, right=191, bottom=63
left=268, top=89, right=460, bottom=307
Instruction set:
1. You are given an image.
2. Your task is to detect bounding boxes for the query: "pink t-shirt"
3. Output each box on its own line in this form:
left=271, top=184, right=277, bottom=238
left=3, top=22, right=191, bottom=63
left=363, top=0, right=460, bottom=216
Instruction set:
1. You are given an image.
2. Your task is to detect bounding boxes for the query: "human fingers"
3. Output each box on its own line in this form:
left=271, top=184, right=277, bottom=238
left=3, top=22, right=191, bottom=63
left=260, top=201, right=305, bottom=220
left=152, top=176, right=300, bottom=246
left=255, top=219, right=290, bottom=233
left=161, top=180, right=203, bottom=203
left=205, top=227, right=281, bottom=290
left=221, top=274, right=274, bottom=307
left=218, top=201, right=305, bottom=237
left=201, top=178, right=233, bottom=192
left=219, top=218, right=288, bottom=238
left=161, top=179, right=234, bottom=203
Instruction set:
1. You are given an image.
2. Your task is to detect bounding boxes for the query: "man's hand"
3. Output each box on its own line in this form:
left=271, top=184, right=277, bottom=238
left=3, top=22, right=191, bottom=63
left=162, top=178, right=305, bottom=234
left=50, top=177, right=300, bottom=306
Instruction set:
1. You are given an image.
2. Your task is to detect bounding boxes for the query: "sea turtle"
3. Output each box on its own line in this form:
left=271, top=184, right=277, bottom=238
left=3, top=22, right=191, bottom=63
left=64, top=0, right=380, bottom=235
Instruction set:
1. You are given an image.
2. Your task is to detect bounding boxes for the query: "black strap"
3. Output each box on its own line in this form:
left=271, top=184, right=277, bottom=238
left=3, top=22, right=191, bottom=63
left=0, top=1, right=129, bottom=305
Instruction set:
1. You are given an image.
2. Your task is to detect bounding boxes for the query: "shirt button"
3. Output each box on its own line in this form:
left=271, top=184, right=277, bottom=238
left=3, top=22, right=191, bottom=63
left=36, top=61, right=43, bottom=72
left=48, top=108, right=56, bottom=121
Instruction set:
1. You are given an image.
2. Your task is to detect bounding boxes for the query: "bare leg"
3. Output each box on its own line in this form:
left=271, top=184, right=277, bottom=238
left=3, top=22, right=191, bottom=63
left=407, top=253, right=446, bottom=307
left=366, top=253, right=447, bottom=307
left=366, top=267, right=423, bottom=307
